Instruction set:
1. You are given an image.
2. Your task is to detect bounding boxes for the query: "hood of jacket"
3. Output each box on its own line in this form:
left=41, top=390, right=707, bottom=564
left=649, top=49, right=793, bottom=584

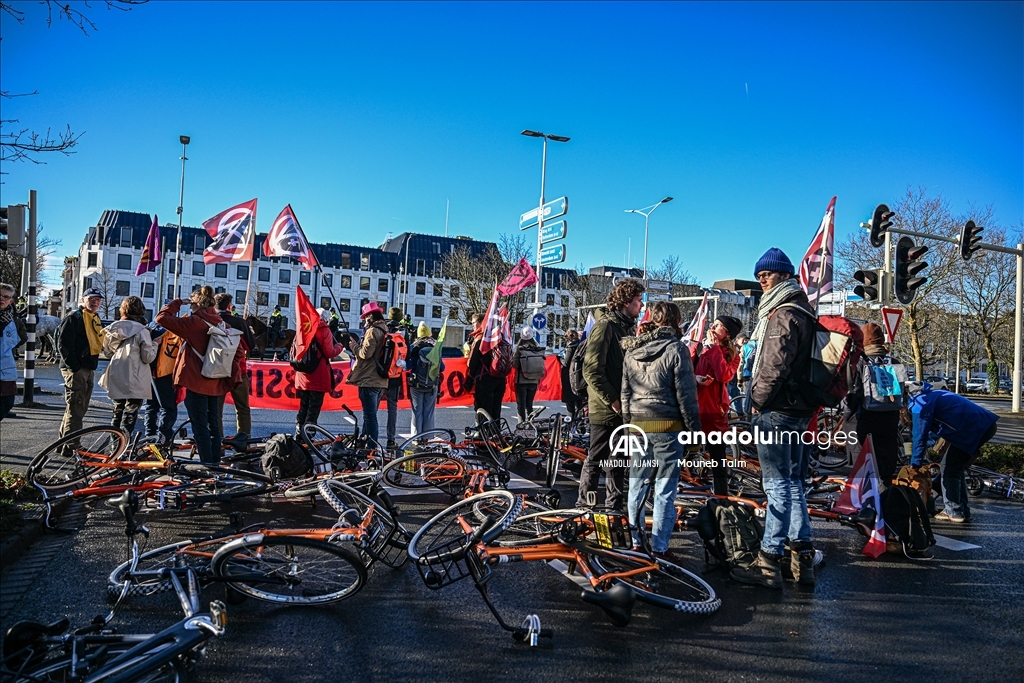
left=104, top=320, right=147, bottom=342
left=620, top=325, right=679, bottom=359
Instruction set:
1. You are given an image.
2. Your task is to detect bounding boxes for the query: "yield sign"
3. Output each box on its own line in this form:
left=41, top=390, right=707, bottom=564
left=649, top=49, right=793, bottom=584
left=880, top=307, right=903, bottom=343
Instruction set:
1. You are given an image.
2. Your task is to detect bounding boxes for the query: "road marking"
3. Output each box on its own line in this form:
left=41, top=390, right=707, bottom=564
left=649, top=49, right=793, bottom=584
left=932, top=534, right=981, bottom=551
left=547, top=559, right=592, bottom=589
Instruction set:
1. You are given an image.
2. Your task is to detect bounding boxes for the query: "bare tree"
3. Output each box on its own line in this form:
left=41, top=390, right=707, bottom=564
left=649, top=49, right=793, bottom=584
left=647, top=254, right=697, bottom=288
left=91, top=269, right=121, bottom=318
left=0, top=224, right=62, bottom=292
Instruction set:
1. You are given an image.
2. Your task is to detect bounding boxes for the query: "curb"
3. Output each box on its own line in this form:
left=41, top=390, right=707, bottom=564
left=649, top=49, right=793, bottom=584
left=0, top=497, right=70, bottom=572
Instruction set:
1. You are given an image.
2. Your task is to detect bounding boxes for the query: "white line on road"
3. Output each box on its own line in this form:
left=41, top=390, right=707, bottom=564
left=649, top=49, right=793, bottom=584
left=933, top=534, right=981, bottom=551
left=547, top=559, right=592, bottom=589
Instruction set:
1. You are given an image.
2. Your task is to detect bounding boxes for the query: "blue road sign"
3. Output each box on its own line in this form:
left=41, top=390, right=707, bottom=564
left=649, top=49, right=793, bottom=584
left=520, top=196, right=569, bottom=230
left=538, top=244, right=566, bottom=266
left=540, top=220, right=567, bottom=244
left=532, top=313, right=547, bottom=330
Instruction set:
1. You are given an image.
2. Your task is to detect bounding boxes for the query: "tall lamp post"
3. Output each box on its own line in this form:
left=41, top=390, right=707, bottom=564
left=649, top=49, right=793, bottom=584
left=172, top=135, right=190, bottom=298
left=625, top=196, right=673, bottom=281
left=521, top=129, right=569, bottom=308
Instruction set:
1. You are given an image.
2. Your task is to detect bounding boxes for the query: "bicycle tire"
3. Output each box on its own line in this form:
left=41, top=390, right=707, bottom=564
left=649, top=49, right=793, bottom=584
left=379, top=452, right=468, bottom=494
left=300, top=423, right=337, bottom=463
left=28, top=426, right=129, bottom=493
left=316, top=479, right=410, bottom=567
left=212, top=535, right=366, bottom=605
left=590, top=552, right=721, bottom=615
left=106, top=540, right=209, bottom=601
left=396, top=429, right=457, bottom=455
left=407, top=491, right=522, bottom=563
left=492, top=504, right=590, bottom=548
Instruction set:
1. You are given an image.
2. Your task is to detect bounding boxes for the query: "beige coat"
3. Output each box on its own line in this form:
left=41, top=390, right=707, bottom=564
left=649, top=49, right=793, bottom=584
left=99, top=321, right=158, bottom=400
left=345, top=320, right=389, bottom=388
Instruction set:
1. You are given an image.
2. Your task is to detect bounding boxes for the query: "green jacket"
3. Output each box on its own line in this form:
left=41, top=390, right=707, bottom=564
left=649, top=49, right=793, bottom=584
left=583, top=307, right=636, bottom=426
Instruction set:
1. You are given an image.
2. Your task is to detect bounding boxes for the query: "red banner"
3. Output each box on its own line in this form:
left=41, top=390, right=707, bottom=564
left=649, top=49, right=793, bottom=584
left=229, top=355, right=564, bottom=411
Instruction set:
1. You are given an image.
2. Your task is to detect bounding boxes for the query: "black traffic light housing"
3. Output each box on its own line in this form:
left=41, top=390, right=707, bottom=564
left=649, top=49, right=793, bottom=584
left=869, top=204, right=893, bottom=248
left=853, top=269, right=881, bottom=303
left=958, top=220, right=983, bottom=261
left=895, top=236, right=928, bottom=304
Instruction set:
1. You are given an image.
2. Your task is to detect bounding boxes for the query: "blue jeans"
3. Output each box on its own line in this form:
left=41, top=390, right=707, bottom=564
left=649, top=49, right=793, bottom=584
left=386, top=378, right=402, bottom=444
left=184, top=391, right=224, bottom=465
left=358, top=386, right=384, bottom=444
left=627, top=432, right=683, bottom=553
left=146, top=375, right=178, bottom=443
left=754, top=410, right=812, bottom=555
left=409, top=388, right=437, bottom=436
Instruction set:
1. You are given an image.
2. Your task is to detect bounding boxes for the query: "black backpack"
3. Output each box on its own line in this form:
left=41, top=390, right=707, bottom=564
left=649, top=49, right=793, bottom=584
left=260, top=434, right=313, bottom=481
left=881, top=485, right=935, bottom=554
left=568, top=337, right=589, bottom=396
left=695, top=499, right=764, bottom=570
left=289, top=338, right=323, bottom=374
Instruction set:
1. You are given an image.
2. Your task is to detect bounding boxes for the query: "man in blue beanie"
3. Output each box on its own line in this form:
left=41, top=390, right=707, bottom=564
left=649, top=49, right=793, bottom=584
left=732, top=247, right=820, bottom=588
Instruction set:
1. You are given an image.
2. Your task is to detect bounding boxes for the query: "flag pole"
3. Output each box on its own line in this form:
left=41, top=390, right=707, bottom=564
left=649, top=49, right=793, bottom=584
left=316, top=264, right=346, bottom=328
left=157, top=234, right=167, bottom=308
left=243, top=213, right=256, bottom=319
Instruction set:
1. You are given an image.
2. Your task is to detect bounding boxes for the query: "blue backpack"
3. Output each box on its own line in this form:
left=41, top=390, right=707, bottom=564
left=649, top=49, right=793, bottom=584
left=861, top=356, right=907, bottom=412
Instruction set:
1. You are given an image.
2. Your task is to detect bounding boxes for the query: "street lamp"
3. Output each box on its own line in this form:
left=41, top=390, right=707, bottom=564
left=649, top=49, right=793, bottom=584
left=172, top=135, right=190, bottom=298
left=521, top=129, right=569, bottom=307
left=625, top=196, right=673, bottom=280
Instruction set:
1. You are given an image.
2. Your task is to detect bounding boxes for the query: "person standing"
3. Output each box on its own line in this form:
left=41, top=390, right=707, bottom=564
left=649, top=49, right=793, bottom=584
left=407, top=322, right=444, bottom=436
left=384, top=306, right=412, bottom=449
left=156, top=287, right=239, bottom=466
left=622, top=302, right=702, bottom=560
left=346, top=302, right=389, bottom=444
left=215, top=293, right=256, bottom=449
left=145, top=323, right=180, bottom=446
left=560, top=329, right=582, bottom=419
left=269, top=305, right=285, bottom=342
left=732, top=248, right=818, bottom=588
left=737, top=335, right=756, bottom=417
left=466, top=312, right=508, bottom=424
left=577, top=277, right=645, bottom=510
left=57, top=288, right=106, bottom=437
left=329, top=308, right=340, bottom=338
left=0, top=283, right=27, bottom=422
left=100, top=297, right=158, bottom=434
left=512, top=326, right=546, bottom=422
left=295, top=309, right=345, bottom=434
left=694, top=315, right=744, bottom=496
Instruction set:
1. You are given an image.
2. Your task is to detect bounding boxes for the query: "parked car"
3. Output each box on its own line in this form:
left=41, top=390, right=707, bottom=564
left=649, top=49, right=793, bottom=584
left=964, top=378, right=989, bottom=394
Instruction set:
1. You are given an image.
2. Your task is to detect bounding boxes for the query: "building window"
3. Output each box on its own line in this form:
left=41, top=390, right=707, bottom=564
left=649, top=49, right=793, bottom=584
left=341, top=252, right=351, bottom=269
left=433, top=284, right=443, bottom=297
left=279, top=269, right=291, bottom=284
left=433, top=261, right=441, bottom=276
left=416, top=259, right=425, bottom=277
left=278, top=293, right=289, bottom=308
left=450, top=285, right=459, bottom=299
left=545, top=272, right=554, bottom=288
left=322, top=274, right=333, bottom=287
left=236, top=290, right=247, bottom=304
left=142, top=282, right=154, bottom=298
left=561, top=295, right=569, bottom=308
left=360, top=297, right=369, bottom=309
left=87, top=253, right=97, bottom=268
left=167, top=284, right=174, bottom=300
left=117, top=254, right=132, bottom=270
left=144, top=308, right=153, bottom=320
left=450, top=306, right=459, bottom=319
left=399, top=281, right=407, bottom=294
left=414, top=304, right=425, bottom=317
left=360, top=254, right=369, bottom=270
left=341, top=275, right=351, bottom=289
left=299, top=271, right=310, bottom=285
left=258, top=267, right=271, bottom=282
left=236, top=265, right=249, bottom=280
left=378, top=279, right=388, bottom=292
left=546, top=293, right=555, bottom=306
left=339, top=299, right=351, bottom=312
left=194, top=235, right=205, bottom=251
left=431, top=305, right=442, bottom=319
left=84, top=276, right=94, bottom=290
left=215, top=286, right=226, bottom=294
left=360, top=277, right=370, bottom=291
left=192, top=261, right=205, bottom=277
left=192, top=283, right=202, bottom=293
left=415, top=282, right=425, bottom=295
left=214, top=263, right=227, bottom=278
left=256, top=291, right=269, bottom=306
left=120, top=227, right=132, bottom=247
left=433, top=242, right=440, bottom=254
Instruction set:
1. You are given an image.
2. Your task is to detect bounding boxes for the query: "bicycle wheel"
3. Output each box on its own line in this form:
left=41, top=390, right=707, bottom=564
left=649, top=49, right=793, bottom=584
left=396, top=429, right=457, bottom=455
left=407, top=491, right=522, bottom=563
left=212, top=535, right=366, bottom=605
left=106, top=541, right=209, bottom=601
left=171, top=464, right=271, bottom=506
left=28, top=426, right=129, bottom=493
left=492, top=503, right=588, bottom=548
left=590, top=552, right=721, bottom=615
left=380, top=453, right=468, bottom=495
left=317, top=479, right=410, bottom=568
left=300, top=423, right=337, bottom=463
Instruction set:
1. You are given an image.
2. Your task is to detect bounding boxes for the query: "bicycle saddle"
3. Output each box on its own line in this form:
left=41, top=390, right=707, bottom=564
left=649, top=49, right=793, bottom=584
left=580, top=583, right=635, bottom=628
left=3, top=618, right=69, bottom=669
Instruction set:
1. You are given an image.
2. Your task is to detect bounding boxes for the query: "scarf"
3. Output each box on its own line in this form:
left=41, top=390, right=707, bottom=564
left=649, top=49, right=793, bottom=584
left=750, top=278, right=802, bottom=380
left=0, top=307, right=12, bottom=334
left=82, top=309, right=105, bottom=356
left=864, top=344, right=888, bottom=357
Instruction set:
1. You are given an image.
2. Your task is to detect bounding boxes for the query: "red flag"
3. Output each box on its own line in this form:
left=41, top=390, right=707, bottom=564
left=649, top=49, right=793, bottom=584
left=833, top=434, right=887, bottom=558
left=479, top=287, right=502, bottom=355
left=799, top=196, right=836, bottom=308
left=293, top=286, right=324, bottom=361
left=203, top=199, right=257, bottom=264
left=135, top=214, right=162, bottom=276
left=265, top=205, right=318, bottom=269
left=496, top=257, right=538, bottom=296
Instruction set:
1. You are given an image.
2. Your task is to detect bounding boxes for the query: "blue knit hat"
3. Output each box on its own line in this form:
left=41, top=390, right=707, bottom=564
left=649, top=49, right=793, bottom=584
left=754, top=247, right=795, bottom=277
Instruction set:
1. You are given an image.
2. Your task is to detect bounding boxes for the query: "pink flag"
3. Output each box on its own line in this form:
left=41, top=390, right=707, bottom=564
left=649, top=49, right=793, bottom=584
left=833, top=434, right=887, bottom=558
left=496, top=257, right=538, bottom=296
left=135, top=215, right=162, bottom=276
left=684, top=290, right=709, bottom=343
left=203, top=199, right=257, bottom=265
left=799, top=196, right=836, bottom=308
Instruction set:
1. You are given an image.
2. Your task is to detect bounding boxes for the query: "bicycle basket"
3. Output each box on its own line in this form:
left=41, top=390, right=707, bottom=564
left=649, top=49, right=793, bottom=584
left=413, top=536, right=476, bottom=589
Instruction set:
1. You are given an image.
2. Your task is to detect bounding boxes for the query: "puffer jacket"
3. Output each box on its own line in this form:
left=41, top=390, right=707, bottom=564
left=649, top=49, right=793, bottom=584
left=156, top=301, right=238, bottom=396
left=346, top=320, right=389, bottom=388
left=295, top=324, right=345, bottom=393
left=749, top=288, right=817, bottom=417
left=910, top=386, right=999, bottom=463
left=99, top=320, right=158, bottom=400
left=620, top=326, right=702, bottom=433
left=695, top=343, right=741, bottom=433
left=584, top=307, right=636, bottom=426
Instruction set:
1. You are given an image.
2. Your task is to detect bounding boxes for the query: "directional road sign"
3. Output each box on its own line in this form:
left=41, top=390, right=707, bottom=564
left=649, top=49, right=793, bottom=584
left=532, top=313, right=547, bottom=330
left=520, top=196, right=569, bottom=230
left=646, top=279, right=671, bottom=291
left=645, top=293, right=672, bottom=303
left=538, top=244, right=566, bottom=266
left=540, top=220, right=567, bottom=244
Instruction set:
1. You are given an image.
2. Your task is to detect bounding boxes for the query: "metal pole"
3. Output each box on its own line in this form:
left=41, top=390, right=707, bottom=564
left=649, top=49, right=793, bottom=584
left=643, top=213, right=649, bottom=281
left=172, top=140, right=188, bottom=297
left=955, top=298, right=962, bottom=394
left=402, top=235, right=412, bottom=314
left=157, top=235, right=167, bottom=306
left=21, top=190, right=38, bottom=406
left=1013, top=243, right=1022, bottom=413
left=535, top=137, right=547, bottom=308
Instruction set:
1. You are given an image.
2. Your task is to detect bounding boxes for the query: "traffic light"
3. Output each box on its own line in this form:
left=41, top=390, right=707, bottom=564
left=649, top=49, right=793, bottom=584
left=869, top=203, right=894, bottom=248
left=958, top=220, right=983, bottom=260
left=894, top=236, right=928, bottom=304
left=0, top=205, right=26, bottom=255
left=853, top=269, right=881, bottom=303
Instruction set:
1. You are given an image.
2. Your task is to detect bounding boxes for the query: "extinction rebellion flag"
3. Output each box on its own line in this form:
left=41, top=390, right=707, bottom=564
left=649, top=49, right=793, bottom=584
left=799, top=196, right=836, bottom=309
left=202, top=199, right=257, bottom=265
left=265, top=204, right=319, bottom=270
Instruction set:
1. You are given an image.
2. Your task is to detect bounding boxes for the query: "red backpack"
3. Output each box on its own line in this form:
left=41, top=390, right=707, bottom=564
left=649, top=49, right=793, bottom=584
left=777, top=305, right=863, bottom=409
left=487, top=339, right=514, bottom=378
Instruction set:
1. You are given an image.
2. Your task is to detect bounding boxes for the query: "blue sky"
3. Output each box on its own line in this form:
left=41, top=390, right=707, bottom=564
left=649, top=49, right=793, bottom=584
left=2, top=1, right=1021, bottom=288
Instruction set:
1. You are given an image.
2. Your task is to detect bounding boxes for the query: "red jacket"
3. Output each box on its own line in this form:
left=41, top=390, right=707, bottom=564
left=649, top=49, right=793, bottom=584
left=295, top=324, right=345, bottom=393
left=695, top=343, right=740, bottom=433
left=156, top=301, right=239, bottom=396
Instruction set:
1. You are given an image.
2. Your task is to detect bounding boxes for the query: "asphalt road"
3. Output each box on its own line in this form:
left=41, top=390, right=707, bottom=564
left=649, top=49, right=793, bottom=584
left=1, top=364, right=1022, bottom=682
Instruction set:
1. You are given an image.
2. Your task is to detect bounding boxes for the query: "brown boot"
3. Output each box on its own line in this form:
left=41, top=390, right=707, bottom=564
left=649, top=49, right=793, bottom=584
left=730, top=551, right=783, bottom=589
left=789, top=542, right=817, bottom=586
